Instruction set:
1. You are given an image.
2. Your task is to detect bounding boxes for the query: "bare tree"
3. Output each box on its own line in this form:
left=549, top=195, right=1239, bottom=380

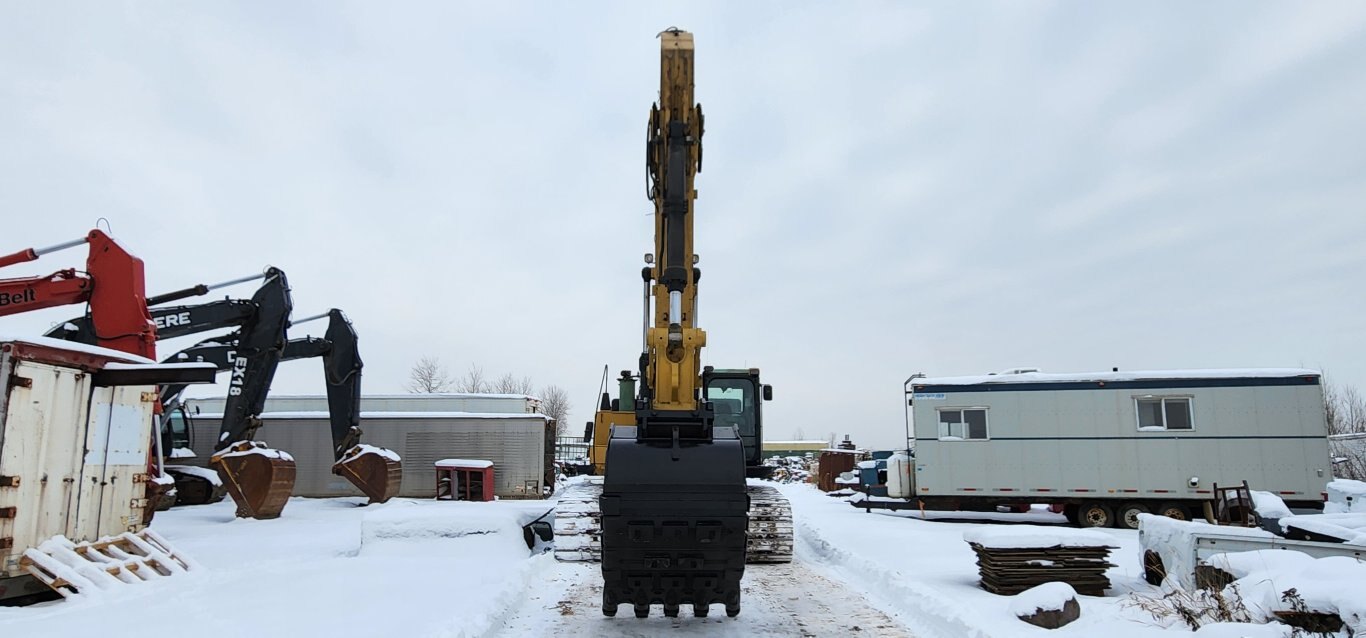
left=494, top=372, right=536, bottom=395
left=540, top=384, right=572, bottom=435
left=793, top=427, right=807, bottom=440
left=406, top=356, right=453, bottom=393
left=1326, top=382, right=1366, bottom=435
left=455, top=364, right=490, bottom=394
left=1325, top=381, right=1366, bottom=480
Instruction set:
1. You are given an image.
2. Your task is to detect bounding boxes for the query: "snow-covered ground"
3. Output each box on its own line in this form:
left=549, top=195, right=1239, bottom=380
left=0, top=497, right=556, bottom=638
left=3, top=482, right=1357, bottom=637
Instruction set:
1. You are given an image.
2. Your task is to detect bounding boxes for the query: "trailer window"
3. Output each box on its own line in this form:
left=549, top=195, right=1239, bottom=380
left=938, top=408, right=988, bottom=440
left=1136, top=397, right=1193, bottom=430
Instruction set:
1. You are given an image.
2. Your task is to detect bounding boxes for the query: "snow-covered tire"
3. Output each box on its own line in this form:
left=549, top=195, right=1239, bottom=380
left=1116, top=502, right=1150, bottom=530
left=1156, top=502, right=1190, bottom=521
left=1077, top=502, right=1113, bottom=528
left=1143, top=550, right=1166, bottom=586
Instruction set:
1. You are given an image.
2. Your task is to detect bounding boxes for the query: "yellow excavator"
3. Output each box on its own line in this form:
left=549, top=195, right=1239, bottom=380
left=553, top=29, right=792, bottom=619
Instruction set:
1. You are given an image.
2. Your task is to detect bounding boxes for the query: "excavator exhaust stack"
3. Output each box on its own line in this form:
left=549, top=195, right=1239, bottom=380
left=333, top=444, right=402, bottom=504
left=211, top=441, right=297, bottom=519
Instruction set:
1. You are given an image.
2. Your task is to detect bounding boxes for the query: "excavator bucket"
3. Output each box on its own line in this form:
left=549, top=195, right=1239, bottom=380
left=210, top=441, right=296, bottom=519
left=333, top=444, right=402, bottom=504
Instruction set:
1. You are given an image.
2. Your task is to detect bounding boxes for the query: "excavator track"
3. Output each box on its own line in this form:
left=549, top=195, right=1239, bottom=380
left=553, top=479, right=793, bottom=564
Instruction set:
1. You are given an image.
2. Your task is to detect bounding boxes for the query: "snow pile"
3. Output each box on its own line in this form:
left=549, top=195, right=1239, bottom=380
left=1249, top=491, right=1292, bottom=519
left=346, top=443, right=400, bottom=462
left=1138, top=513, right=1274, bottom=589
left=1206, top=550, right=1366, bottom=633
left=964, top=525, right=1118, bottom=549
left=0, top=498, right=548, bottom=638
left=210, top=441, right=294, bottom=462
left=166, top=464, right=223, bottom=487
left=1326, top=479, right=1366, bottom=514
left=434, top=458, right=493, bottom=469
left=775, top=483, right=1146, bottom=638
left=0, top=334, right=155, bottom=363
left=1008, top=581, right=1077, bottom=615
left=761, top=455, right=813, bottom=483
left=916, top=368, right=1319, bottom=387
left=1279, top=513, right=1366, bottom=545
left=1189, top=624, right=1294, bottom=637
left=360, top=502, right=521, bottom=547
left=168, top=447, right=196, bottom=459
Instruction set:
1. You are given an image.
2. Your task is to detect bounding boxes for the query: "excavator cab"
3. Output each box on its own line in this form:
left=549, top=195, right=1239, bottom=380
left=162, top=405, right=193, bottom=453
left=703, top=369, right=773, bottom=477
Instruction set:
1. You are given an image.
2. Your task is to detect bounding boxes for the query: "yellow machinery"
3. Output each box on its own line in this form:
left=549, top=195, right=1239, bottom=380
left=553, top=29, right=792, bottom=620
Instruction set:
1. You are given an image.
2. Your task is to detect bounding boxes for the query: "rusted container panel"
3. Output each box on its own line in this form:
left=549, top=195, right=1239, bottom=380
left=817, top=450, right=859, bottom=492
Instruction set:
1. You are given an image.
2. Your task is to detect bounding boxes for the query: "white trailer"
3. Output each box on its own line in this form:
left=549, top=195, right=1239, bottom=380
left=0, top=337, right=213, bottom=602
left=863, top=368, right=1332, bottom=529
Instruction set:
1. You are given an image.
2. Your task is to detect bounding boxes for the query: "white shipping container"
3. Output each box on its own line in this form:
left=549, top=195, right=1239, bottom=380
left=0, top=339, right=160, bottom=601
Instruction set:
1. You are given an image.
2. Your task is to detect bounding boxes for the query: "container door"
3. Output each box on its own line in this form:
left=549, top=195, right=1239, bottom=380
left=70, top=385, right=154, bottom=541
left=0, top=361, right=91, bottom=578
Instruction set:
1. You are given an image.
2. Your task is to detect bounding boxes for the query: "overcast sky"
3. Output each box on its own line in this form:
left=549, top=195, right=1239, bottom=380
left=3, top=2, right=1364, bottom=449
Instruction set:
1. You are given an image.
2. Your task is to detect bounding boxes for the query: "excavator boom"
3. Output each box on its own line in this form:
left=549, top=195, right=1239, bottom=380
left=596, top=29, right=749, bottom=619
left=1, top=230, right=157, bottom=359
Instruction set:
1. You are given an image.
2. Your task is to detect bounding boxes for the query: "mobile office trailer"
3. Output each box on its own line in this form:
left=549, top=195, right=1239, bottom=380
left=0, top=337, right=213, bottom=602
left=864, top=368, right=1332, bottom=529
left=180, top=411, right=552, bottom=499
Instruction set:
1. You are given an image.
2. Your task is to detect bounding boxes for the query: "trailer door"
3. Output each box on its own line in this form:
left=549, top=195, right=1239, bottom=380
left=71, top=385, right=153, bottom=540
left=0, top=361, right=92, bottom=578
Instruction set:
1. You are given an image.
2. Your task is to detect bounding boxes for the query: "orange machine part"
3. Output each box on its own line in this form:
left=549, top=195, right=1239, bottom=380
left=333, top=446, right=402, bottom=504
left=211, top=442, right=297, bottom=519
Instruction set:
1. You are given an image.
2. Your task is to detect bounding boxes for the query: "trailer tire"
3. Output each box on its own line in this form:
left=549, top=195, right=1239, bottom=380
left=1116, top=502, right=1150, bottom=530
left=1077, top=502, right=1113, bottom=528
left=1156, top=502, right=1190, bottom=521
left=1143, top=550, right=1167, bottom=586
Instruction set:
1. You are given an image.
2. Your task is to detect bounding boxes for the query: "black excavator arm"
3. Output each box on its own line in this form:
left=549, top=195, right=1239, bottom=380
left=163, top=309, right=363, bottom=460
left=46, top=270, right=270, bottom=342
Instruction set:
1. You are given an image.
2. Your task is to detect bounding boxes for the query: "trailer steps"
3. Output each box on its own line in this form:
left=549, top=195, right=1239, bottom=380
left=19, top=529, right=199, bottom=598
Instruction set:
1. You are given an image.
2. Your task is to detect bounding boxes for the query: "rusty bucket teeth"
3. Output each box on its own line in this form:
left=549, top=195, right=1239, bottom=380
left=333, top=444, right=403, bottom=504
left=210, top=441, right=297, bottom=520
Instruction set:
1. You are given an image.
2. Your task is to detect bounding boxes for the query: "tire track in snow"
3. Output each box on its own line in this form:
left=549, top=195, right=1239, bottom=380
left=491, top=560, right=913, bottom=637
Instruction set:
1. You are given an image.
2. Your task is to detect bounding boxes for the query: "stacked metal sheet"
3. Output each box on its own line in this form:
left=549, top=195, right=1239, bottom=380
left=968, top=542, right=1115, bottom=596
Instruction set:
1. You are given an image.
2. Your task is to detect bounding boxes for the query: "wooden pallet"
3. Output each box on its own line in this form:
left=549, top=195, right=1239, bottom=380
left=20, top=529, right=199, bottom=598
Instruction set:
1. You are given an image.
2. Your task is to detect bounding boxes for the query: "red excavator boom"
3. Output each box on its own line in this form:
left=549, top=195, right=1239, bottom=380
left=0, top=230, right=156, bottom=359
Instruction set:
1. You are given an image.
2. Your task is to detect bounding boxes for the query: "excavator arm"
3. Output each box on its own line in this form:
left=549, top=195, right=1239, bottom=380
left=597, top=29, right=749, bottom=619
left=158, top=309, right=397, bottom=508
left=48, top=271, right=270, bottom=343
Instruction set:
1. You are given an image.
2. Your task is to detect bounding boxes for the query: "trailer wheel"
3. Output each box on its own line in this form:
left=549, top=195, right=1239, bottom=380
left=1156, top=502, right=1190, bottom=521
left=1116, top=502, right=1150, bottom=530
left=1142, top=550, right=1167, bottom=586
left=1077, top=502, right=1113, bottom=528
